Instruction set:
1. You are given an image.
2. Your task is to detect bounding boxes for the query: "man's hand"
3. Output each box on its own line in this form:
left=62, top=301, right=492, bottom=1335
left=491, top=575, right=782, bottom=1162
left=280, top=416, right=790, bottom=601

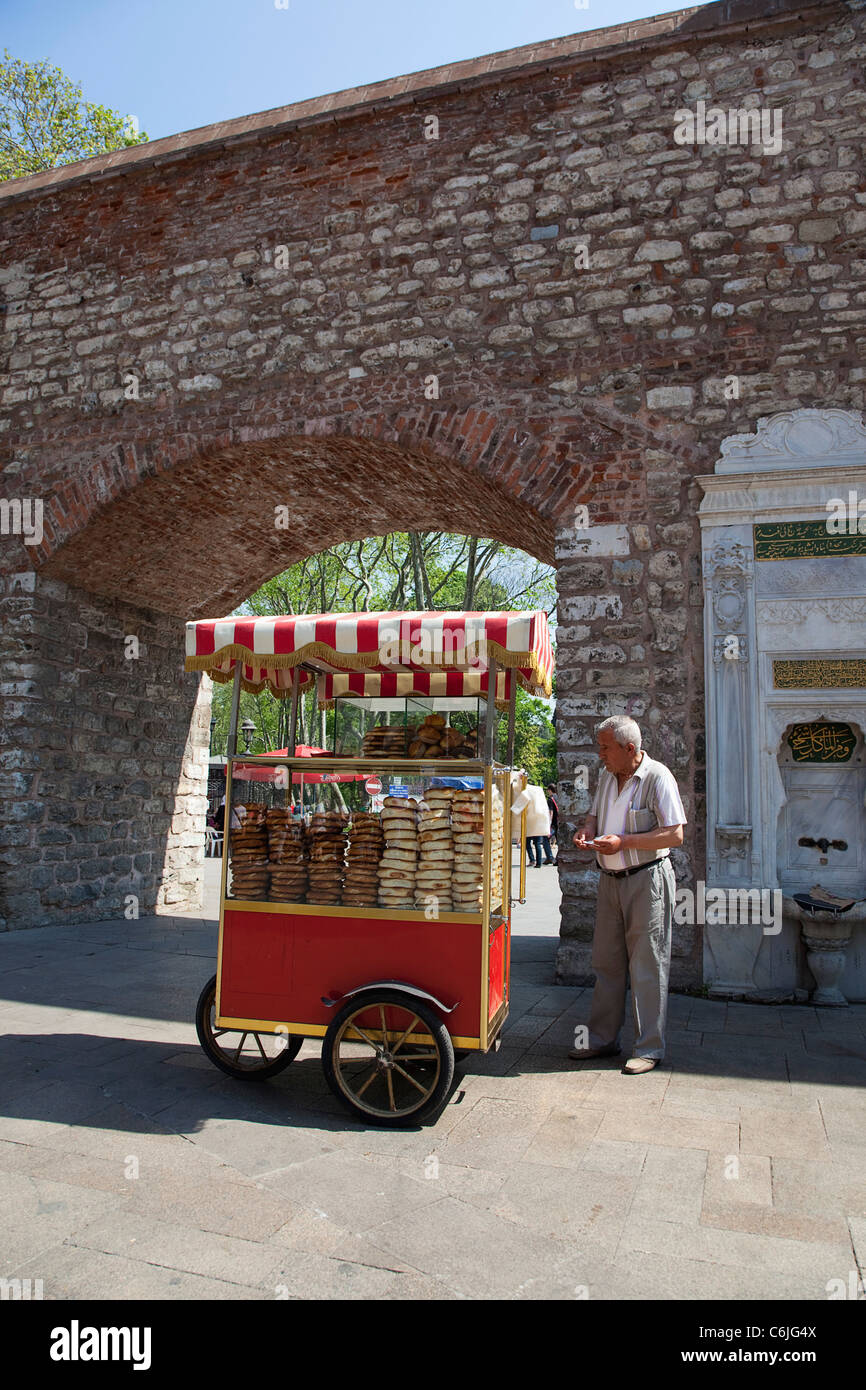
left=573, top=827, right=600, bottom=849
left=574, top=816, right=598, bottom=850
left=591, top=834, right=623, bottom=855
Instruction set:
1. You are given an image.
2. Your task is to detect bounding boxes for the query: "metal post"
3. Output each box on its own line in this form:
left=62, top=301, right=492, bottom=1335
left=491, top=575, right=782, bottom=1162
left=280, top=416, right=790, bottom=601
left=288, top=673, right=300, bottom=753
left=286, top=674, right=302, bottom=810
left=226, top=663, right=242, bottom=756
left=506, top=675, right=516, bottom=766
left=518, top=774, right=527, bottom=904
left=484, top=658, right=498, bottom=764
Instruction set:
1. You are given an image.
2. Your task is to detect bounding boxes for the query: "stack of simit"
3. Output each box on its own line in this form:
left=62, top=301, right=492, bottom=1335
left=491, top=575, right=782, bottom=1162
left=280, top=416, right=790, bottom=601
left=342, top=812, right=384, bottom=908
left=415, top=785, right=455, bottom=912
left=306, top=811, right=347, bottom=905
left=451, top=789, right=486, bottom=912
left=378, top=796, right=419, bottom=909
left=229, top=803, right=269, bottom=899
left=361, top=726, right=407, bottom=757
left=266, top=809, right=308, bottom=902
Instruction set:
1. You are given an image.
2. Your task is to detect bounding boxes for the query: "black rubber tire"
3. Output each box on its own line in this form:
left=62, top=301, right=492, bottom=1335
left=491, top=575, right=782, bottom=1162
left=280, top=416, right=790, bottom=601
left=322, top=988, right=455, bottom=1127
left=195, top=974, right=303, bottom=1080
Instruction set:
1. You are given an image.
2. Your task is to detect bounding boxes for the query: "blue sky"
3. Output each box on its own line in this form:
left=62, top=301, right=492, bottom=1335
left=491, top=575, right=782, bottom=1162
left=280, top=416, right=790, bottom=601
left=4, top=0, right=674, bottom=142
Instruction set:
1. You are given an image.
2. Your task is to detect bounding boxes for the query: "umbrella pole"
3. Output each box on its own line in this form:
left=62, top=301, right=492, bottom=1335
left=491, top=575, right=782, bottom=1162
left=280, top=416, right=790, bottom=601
left=288, top=674, right=300, bottom=752
left=288, top=677, right=300, bottom=809
left=226, top=664, right=242, bottom=756
left=484, top=658, right=499, bottom=764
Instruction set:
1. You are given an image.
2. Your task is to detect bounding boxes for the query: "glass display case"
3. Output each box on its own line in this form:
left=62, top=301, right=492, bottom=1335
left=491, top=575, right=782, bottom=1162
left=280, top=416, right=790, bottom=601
left=331, top=695, right=488, bottom=760
left=223, top=756, right=511, bottom=919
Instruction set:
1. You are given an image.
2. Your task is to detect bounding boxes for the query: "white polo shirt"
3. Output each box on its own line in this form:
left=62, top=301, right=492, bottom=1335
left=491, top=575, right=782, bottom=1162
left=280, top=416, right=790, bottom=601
left=590, top=751, right=686, bottom=872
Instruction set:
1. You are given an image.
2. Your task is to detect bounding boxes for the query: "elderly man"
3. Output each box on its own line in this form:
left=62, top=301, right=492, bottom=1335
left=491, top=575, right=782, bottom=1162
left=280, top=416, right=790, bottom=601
left=570, top=716, right=686, bottom=1075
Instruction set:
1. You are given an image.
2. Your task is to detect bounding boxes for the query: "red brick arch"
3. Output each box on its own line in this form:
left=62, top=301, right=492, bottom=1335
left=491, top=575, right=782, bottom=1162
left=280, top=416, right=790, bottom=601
left=27, top=395, right=707, bottom=616
left=33, top=405, right=579, bottom=615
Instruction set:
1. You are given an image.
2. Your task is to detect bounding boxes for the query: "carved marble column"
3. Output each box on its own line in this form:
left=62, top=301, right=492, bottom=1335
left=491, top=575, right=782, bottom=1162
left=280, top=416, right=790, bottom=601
left=702, top=534, right=758, bottom=886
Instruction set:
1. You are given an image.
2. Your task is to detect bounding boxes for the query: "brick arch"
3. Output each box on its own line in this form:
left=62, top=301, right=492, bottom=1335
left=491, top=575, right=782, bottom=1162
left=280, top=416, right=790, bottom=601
left=29, top=393, right=709, bottom=616
left=35, top=404, right=595, bottom=616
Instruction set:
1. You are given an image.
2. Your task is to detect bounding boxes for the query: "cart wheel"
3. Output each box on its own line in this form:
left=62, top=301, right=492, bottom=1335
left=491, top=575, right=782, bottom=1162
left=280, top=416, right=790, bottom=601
left=322, top=989, right=455, bottom=1127
left=195, top=975, right=303, bottom=1080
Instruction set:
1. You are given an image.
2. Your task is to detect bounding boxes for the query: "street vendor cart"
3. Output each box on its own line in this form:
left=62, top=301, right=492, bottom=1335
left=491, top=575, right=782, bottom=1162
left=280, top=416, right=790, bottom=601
left=184, top=609, right=553, bottom=1125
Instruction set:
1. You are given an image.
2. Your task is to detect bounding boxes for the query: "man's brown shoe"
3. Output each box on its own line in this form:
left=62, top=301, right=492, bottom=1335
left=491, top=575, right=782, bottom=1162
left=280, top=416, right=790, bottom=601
left=567, top=1044, right=621, bottom=1062
left=622, top=1057, right=658, bottom=1074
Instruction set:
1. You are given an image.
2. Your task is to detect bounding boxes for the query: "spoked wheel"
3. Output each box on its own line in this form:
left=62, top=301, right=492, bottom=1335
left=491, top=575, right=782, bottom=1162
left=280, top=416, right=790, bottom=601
left=322, top=989, right=455, bottom=1127
left=195, top=974, right=303, bottom=1080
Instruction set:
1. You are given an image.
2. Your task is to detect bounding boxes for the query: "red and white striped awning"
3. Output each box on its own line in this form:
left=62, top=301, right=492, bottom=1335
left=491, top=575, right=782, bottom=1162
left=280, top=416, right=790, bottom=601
left=185, top=610, right=553, bottom=700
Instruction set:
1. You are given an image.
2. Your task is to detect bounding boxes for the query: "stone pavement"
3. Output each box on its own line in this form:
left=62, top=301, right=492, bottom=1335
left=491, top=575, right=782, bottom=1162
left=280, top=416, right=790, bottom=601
left=1, top=853, right=864, bottom=1302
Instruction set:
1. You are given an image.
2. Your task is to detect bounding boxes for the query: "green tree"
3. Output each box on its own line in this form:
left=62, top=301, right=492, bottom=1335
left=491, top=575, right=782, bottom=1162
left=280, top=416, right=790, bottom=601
left=0, top=49, right=147, bottom=182
left=208, top=532, right=557, bottom=769
left=498, top=683, right=557, bottom=788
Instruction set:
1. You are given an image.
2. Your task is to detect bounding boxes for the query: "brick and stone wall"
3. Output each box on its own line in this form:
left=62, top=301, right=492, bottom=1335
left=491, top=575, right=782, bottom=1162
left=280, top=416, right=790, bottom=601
left=0, top=571, right=208, bottom=929
left=0, top=0, right=864, bottom=983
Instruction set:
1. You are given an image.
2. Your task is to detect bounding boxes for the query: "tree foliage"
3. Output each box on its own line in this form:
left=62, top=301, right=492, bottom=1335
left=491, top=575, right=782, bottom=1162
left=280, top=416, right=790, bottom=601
left=0, top=49, right=147, bottom=182
left=208, top=532, right=557, bottom=787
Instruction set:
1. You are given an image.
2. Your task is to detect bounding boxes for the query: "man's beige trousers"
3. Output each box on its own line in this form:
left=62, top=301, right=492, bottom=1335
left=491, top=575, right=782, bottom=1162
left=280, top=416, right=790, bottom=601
left=587, top=858, right=675, bottom=1060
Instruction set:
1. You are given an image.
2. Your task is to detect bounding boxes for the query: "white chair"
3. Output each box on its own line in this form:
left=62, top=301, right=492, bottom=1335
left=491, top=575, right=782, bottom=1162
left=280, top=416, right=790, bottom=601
left=205, top=827, right=224, bottom=858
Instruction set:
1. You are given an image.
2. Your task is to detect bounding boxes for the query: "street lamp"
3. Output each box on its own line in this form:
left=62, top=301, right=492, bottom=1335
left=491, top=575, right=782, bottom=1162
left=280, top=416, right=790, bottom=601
left=241, top=718, right=256, bottom=753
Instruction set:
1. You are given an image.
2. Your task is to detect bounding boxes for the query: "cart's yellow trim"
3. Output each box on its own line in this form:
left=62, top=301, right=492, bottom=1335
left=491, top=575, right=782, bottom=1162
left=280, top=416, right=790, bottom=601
left=214, top=1015, right=481, bottom=1049
left=216, top=1016, right=328, bottom=1036
left=214, top=758, right=234, bottom=1017
left=221, top=898, right=483, bottom=921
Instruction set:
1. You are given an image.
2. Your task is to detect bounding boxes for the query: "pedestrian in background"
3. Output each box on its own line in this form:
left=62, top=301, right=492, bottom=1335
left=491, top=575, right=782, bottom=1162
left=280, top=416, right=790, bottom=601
left=524, top=783, right=554, bottom=867
left=546, top=785, right=559, bottom=863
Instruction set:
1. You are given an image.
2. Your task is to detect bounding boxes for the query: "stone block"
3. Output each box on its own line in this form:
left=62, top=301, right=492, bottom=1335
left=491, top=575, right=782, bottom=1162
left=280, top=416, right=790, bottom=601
left=646, top=386, right=695, bottom=409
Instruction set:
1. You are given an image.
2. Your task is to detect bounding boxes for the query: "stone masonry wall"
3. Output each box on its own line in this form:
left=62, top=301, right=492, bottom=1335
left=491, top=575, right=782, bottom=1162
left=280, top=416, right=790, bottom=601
left=0, top=0, right=864, bottom=964
left=0, top=572, right=208, bottom=928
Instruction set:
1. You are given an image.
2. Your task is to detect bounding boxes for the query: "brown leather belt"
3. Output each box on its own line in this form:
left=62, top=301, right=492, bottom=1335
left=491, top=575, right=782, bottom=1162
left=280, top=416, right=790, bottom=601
left=599, top=858, right=666, bottom=879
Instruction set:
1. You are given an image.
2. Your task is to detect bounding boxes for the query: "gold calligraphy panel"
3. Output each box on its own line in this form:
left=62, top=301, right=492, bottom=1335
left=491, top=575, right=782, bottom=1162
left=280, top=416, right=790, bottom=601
left=754, top=521, right=866, bottom=560
left=787, top=721, right=856, bottom=762
left=773, top=659, right=866, bottom=689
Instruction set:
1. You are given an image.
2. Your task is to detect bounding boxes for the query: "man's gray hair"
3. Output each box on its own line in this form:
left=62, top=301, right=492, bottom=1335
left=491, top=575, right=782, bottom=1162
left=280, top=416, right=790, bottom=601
left=597, top=715, right=642, bottom=750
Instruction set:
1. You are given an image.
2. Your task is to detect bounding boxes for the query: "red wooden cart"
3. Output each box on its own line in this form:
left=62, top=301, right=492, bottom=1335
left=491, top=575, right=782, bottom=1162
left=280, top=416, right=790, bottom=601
left=184, top=609, right=553, bottom=1125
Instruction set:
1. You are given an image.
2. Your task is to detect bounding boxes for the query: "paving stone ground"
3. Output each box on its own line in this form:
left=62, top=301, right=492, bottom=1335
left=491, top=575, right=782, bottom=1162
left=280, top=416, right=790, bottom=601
left=1, top=854, right=864, bottom=1302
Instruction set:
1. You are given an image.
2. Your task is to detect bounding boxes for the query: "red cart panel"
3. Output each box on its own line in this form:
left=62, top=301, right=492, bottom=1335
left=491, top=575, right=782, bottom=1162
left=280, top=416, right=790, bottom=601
left=218, top=905, right=484, bottom=1042
left=488, top=918, right=508, bottom=1020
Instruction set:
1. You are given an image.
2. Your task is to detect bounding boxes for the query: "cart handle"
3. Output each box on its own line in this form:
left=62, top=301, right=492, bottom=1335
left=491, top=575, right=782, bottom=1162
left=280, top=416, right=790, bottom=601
left=321, top=980, right=459, bottom=1014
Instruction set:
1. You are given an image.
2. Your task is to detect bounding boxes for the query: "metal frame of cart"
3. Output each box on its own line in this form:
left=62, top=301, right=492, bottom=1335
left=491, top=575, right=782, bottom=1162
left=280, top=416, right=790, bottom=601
left=184, top=610, right=553, bottom=1126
